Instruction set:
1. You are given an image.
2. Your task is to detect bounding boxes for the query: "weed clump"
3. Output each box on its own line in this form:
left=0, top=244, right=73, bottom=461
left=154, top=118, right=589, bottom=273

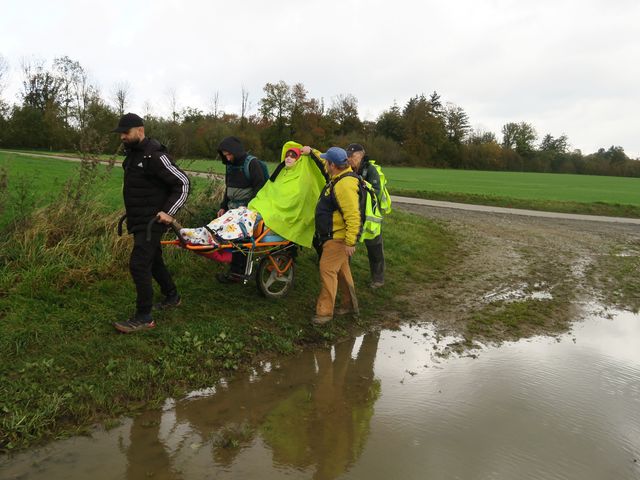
left=0, top=158, right=127, bottom=296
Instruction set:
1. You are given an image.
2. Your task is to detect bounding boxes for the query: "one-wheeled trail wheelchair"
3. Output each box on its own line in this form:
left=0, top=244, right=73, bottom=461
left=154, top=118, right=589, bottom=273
left=157, top=217, right=297, bottom=299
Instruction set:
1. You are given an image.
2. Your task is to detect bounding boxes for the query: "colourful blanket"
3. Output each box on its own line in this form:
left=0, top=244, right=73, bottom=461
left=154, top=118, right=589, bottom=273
left=180, top=206, right=258, bottom=245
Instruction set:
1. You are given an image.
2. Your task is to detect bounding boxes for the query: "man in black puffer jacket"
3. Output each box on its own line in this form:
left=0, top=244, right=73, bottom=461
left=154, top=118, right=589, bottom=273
left=216, top=136, right=267, bottom=283
left=112, top=113, right=190, bottom=333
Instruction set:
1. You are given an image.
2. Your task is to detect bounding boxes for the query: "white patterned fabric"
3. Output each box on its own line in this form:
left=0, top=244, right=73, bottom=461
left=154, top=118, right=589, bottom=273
left=179, top=207, right=258, bottom=245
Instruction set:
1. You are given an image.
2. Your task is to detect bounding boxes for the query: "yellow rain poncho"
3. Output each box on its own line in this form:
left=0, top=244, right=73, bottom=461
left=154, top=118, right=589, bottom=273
left=248, top=141, right=327, bottom=248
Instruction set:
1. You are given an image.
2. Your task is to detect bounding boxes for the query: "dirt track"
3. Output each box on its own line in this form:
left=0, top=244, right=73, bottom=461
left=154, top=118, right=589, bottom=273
left=395, top=203, right=640, bottom=343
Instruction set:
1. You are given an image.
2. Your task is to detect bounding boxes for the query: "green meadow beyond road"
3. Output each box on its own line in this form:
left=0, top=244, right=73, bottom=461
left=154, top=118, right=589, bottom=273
left=3, top=150, right=639, bottom=224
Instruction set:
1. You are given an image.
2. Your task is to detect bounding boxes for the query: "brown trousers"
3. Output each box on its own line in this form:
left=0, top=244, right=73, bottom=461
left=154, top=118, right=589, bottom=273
left=316, top=239, right=359, bottom=317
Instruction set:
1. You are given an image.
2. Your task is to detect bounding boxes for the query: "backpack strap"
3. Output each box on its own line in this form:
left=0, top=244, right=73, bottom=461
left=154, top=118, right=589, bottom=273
left=242, top=154, right=257, bottom=181
left=330, top=172, right=360, bottom=213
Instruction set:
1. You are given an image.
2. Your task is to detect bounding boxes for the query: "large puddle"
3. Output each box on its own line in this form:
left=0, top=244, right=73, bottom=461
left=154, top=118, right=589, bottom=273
left=3, top=308, right=640, bottom=479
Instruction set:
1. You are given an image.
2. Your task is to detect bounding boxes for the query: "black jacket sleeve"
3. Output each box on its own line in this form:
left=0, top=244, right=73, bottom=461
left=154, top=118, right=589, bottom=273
left=149, top=152, right=190, bottom=216
left=309, top=151, right=330, bottom=182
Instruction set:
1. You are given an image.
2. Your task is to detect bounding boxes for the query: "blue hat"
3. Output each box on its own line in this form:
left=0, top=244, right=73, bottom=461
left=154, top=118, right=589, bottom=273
left=320, top=147, right=348, bottom=166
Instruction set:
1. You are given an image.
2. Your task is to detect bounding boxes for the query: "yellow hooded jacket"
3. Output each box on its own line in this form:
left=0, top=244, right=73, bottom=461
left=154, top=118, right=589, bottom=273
left=316, top=165, right=361, bottom=247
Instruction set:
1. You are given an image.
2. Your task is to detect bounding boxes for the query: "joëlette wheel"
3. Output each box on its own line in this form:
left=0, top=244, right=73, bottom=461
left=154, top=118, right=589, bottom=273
left=256, top=253, right=295, bottom=298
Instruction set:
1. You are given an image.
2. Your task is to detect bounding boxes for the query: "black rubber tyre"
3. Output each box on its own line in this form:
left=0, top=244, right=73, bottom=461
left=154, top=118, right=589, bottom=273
left=256, top=253, right=295, bottom=299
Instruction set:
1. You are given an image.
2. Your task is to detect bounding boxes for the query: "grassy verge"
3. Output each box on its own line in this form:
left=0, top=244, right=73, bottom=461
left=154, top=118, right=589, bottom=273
left=393, top=189, right=640, bottom=219
left=0, top=164, right=457, bottom=451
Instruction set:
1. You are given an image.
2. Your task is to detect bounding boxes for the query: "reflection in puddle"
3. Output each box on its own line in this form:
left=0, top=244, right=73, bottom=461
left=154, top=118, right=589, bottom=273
left=2, top=310, right=640, bottom=480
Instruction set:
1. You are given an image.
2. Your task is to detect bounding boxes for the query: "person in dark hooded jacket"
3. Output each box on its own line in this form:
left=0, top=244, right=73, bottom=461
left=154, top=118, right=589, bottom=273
left=112, top=113, right=190, bottom=333
left=216, top=136, right=267, bottom=283
left=345, top=143, right=385, bottom=288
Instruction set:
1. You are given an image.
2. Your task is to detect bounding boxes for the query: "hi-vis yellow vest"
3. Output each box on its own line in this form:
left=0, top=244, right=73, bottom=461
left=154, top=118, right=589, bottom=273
left=368, top=159, right=392, bottom=214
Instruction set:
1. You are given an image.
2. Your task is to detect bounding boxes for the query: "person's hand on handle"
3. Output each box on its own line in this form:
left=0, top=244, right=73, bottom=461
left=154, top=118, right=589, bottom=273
left=156, top=211, right=174, bottom=225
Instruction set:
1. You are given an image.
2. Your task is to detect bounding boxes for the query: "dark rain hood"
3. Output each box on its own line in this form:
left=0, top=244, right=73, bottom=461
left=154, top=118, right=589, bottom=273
left=217, top=136, right=247, bottom=165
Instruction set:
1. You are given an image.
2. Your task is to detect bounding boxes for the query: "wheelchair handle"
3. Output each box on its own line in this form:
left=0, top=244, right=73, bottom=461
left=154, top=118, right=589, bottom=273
left=169, top=220, right=185, bottom=246
left=117, top=214, right=127, bottom=236
left=146, top=216, right=185, bottom=246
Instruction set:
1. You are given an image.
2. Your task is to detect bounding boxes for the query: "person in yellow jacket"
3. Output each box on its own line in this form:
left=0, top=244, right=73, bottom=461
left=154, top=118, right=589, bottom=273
left=301, top=146, right=361, bottom=325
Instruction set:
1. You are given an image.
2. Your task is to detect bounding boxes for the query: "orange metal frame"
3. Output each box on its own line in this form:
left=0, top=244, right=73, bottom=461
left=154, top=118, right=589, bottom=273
left=161, top=220, right=294, bottom=273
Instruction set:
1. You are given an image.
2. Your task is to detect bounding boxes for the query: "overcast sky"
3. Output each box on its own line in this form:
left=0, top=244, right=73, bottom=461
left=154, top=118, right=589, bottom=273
left=1, top=0, right=639, bottom=157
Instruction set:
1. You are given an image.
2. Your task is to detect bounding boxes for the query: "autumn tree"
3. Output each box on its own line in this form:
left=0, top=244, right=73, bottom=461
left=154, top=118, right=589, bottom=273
left=328, top=93, right=362, bottom=136
left=375, top=102, right=404, bottom=143
left=539, top=133, right=569, bottom=153
left=501, top=121, right=537, bottom=156
left=443, top=102, right=470, bottom=144
left=402, top=94, right=447, bottom=165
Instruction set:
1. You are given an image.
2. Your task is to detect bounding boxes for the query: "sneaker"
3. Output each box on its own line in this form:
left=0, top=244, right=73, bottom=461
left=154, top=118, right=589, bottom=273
left=154, top=293, right=181, bottom=310
left=114, top=314, right=155, bottom=333
left=216, top=272, right=244, bottom=284
left=370, top=281, right=384, bottom=289
left=311, top=314, right=333, bottom=325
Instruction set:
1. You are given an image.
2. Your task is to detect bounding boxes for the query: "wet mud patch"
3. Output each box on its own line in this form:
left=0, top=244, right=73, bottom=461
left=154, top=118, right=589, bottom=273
left=394, top=204, right=640, bottom=345
left=586, top=239, right=640, bottom=312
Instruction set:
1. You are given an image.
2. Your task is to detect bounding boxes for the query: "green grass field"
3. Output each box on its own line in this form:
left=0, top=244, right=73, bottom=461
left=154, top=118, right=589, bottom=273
left=386, top=167, right=640, bottom=205
left=4, top=149, right=639, bottom=206
left=0, top=152, right=216, bottom=227
left=182, top=159, right=640, bottom=209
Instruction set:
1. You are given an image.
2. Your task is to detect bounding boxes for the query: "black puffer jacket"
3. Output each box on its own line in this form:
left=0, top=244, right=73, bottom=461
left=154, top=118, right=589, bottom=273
left=122, top=138, right=190, bottom=233
left=217, top=136, right=266, bottom=210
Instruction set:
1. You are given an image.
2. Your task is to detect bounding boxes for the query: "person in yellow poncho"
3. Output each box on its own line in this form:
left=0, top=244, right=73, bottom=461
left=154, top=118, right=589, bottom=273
left=248, top=141, right=328, bottom=248
left=178, top=142, right=327, bottom=267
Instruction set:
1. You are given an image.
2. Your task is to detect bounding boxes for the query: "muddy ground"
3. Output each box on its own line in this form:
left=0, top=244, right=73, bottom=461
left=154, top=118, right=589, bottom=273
left=394, top=204, right=640, bottom=345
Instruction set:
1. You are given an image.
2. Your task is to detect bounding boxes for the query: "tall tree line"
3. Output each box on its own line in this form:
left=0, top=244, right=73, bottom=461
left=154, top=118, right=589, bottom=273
left=0, top=55, right=638, bottom=177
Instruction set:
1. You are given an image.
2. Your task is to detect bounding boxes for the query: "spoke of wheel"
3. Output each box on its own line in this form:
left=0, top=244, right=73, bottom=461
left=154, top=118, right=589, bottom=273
left=264, top=271, right=277, bottom=288
left=279, top=274, right=292, bottom=284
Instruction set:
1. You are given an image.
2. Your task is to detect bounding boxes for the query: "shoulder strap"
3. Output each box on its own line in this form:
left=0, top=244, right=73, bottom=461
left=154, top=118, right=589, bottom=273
left=242, top=154, right=256, bottom=181
left=331, top=171, right=359, bottom=188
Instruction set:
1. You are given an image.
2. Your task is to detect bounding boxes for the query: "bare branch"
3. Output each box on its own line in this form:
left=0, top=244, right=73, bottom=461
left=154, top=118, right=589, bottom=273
left=240, top=85, right=250, bottom=121
left=112, top=81, right=130, bottom=116
left=0, top=54, right=8, bottom=97
left=210, top=90, right=220, bottom=118
left=166, top=87, right=179, bottom=122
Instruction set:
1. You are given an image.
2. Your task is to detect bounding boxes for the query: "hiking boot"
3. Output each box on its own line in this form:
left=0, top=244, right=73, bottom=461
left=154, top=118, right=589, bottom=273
left=114, top=313, right=155, bottom=333
left=216, top=272, right=243, bottom=284
left=154, top=293, right=181, bottom=310
left=370, top=281, right=384, bottom=289
left=334, top=306, right=360, bottom=317
left=311, top=314, right=333, bottom=325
